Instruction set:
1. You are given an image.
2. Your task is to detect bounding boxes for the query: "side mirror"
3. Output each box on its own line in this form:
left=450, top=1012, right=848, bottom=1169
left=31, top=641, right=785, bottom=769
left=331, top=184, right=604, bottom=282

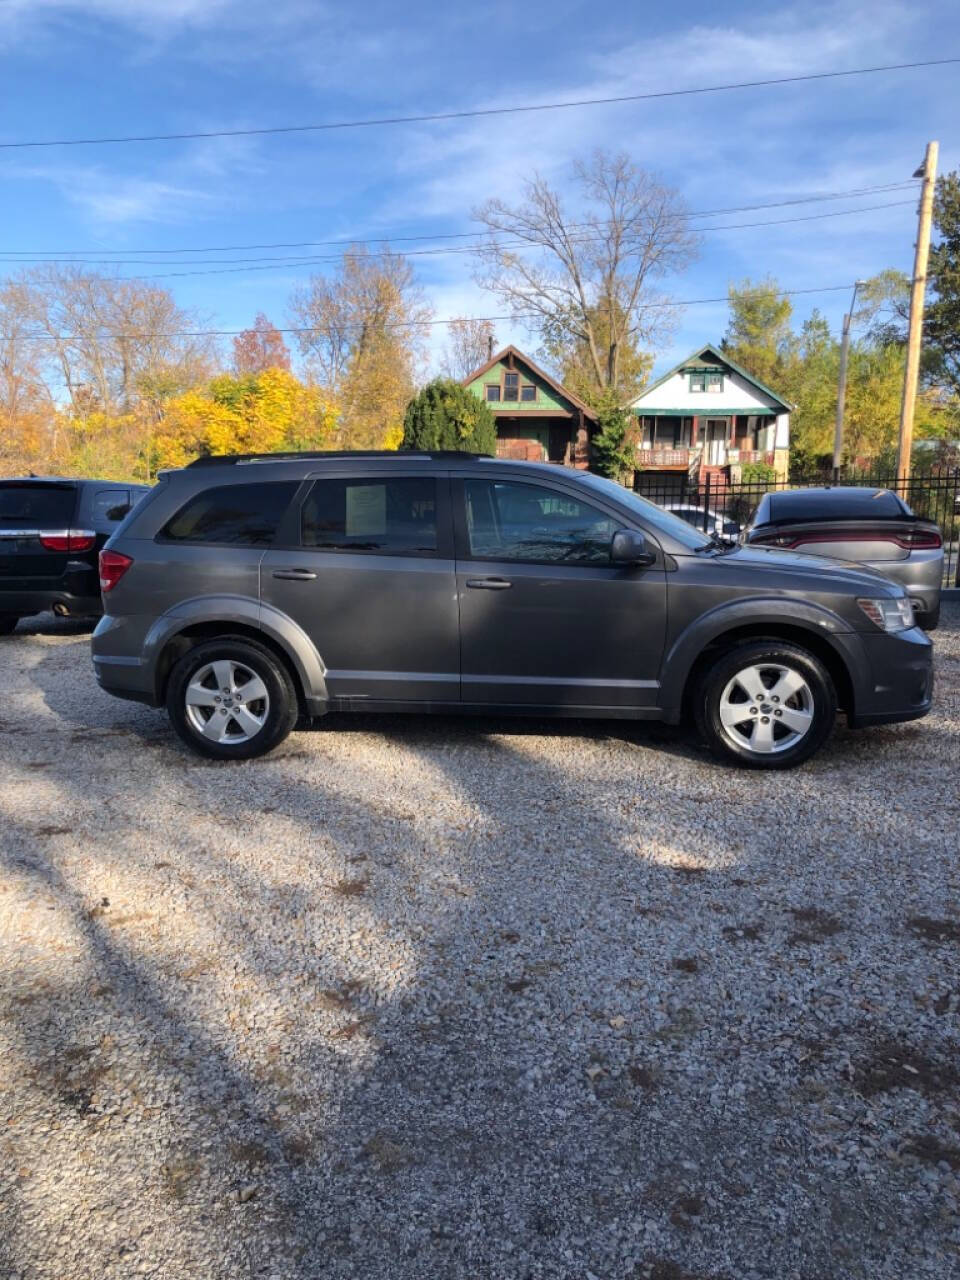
left=611, top=529, right=656, bottom=566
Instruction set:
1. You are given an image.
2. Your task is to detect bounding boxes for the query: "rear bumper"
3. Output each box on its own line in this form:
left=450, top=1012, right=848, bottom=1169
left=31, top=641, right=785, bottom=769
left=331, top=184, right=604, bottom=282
left=848, top=626, right=934, bottom=728
left=0, top=562, right=102, bottom=618
left=862, top=553, right=942, bottom=623
left=92, top=613, right=161, bottom=705
left=0, top=588, right=102, bottom=617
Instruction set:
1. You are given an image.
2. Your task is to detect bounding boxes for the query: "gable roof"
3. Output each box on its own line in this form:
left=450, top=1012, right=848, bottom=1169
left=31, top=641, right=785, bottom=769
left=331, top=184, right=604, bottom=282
left=462, top=344, right=598, bottom=422
left=630, top=343, right=793, bottom=412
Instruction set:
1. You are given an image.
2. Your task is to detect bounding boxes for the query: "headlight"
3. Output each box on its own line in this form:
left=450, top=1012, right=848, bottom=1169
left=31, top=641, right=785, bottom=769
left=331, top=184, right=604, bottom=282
left=856, top=596, right=915, bottom=632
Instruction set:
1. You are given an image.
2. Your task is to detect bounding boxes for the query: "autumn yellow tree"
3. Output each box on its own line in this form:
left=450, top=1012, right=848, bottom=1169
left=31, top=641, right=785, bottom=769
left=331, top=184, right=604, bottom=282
left=153, top=367, right=337, bottom=471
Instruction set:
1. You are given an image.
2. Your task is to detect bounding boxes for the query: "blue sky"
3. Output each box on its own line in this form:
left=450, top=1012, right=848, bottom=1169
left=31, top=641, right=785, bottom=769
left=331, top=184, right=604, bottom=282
left=1, top=0, right=958, bottom=379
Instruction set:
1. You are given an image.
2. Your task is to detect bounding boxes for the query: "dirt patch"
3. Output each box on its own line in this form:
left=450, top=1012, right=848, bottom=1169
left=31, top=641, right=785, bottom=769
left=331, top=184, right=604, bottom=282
left=331, top=878, right=369, bottom=898
left=853, top=1038, right=960, bottom=1098
left=903, top=1133, right=960, bottom=1170
left=787, top=907, right=845, bottom=945
left=672, top=957, right=699, bottom=974
left=907, top=916, right=960, bottom=945
left=721, top=923, right=763, bottom=943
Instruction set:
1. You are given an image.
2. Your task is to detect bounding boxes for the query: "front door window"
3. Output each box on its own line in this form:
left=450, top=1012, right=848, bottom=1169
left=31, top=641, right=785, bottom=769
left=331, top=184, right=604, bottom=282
left=464, top=479, right=618, bottom=564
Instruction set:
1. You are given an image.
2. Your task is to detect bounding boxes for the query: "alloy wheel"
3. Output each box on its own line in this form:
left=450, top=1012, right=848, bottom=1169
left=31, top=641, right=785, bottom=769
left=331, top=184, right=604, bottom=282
left=717, top=662, right=814, bottom=756
left=184, top=659, right=270, bottom=745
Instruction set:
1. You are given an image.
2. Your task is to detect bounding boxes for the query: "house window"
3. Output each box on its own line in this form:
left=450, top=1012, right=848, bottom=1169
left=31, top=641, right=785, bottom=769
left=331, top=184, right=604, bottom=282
left=690, top=373, right=706, bottom=392
left=520, top=383, right=537, bottom=402
left=503, top=372, right=520, bottom=400
left=690, top=370, right=724, bottom=393
left=706, top=373, right=723, bottom=393
left=485, top=384, right=501, bottom=402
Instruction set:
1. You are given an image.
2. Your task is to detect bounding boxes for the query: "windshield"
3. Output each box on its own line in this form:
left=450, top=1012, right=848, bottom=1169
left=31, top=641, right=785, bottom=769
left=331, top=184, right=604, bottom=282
left=573, top=472, right=712, bottom=549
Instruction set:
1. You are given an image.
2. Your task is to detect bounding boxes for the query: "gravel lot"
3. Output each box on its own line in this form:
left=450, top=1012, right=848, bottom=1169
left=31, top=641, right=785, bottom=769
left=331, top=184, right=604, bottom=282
left=1, top=607, right=959, bottom=1280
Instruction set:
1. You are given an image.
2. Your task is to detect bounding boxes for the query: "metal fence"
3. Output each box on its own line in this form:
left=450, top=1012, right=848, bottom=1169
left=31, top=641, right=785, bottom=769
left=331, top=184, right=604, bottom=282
left=633, top=468, right=960, bottom=589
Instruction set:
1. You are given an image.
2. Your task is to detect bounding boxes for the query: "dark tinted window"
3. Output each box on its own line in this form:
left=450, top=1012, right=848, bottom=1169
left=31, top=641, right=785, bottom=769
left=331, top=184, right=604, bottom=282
left=161, top=482, right=298, bottom=546
left=301, top=477, right=438, bottom=554
left=0, top=483, right=76, bottom=526
left=92, top=490, right=131, bottom=523
left=465, top=479, right=617, bottom=563
left=767, top=488, right=907, bottom=523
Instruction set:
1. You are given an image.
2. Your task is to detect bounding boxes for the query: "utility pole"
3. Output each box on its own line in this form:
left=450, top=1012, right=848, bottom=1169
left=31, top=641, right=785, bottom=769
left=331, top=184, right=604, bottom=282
left=832, top=279, right=865, bottom=481
left=897, top=140, right=939, bottom=484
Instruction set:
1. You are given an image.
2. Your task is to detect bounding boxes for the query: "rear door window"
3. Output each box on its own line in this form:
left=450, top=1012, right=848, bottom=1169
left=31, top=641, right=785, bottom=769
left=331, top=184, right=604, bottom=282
left=160, top=482, right=299, bottom=546
left=0, top=483, right=76, bottom=527
left=92, top=490, right=132, bottom=524
left=300, top=477, right=438, bottom=554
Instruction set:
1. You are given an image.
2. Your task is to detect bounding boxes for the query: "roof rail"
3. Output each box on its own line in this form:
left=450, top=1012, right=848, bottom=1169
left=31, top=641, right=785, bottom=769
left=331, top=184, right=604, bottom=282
left=185, top=449, right=493, bottom=468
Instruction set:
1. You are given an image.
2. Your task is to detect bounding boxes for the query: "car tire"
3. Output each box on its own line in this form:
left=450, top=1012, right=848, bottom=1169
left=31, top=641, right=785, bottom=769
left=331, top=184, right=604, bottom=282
left=918, top=604, right=940, bottom=632
left=0, top=614, right=20, bottom=636
left=694, top=640, right=836, bottom=770
left=165, top=638, right=299, bottom=761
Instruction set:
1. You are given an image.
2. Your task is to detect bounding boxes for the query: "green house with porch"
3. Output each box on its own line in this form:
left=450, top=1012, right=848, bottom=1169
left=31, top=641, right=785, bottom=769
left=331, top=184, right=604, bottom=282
left=462, top=345, right=598, bottom=468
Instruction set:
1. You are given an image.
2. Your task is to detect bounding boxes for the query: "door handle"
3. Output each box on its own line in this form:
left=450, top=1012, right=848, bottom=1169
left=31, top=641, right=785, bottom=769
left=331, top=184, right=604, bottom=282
left=465, top=577, right=512, bottom=589
left=272, top=568, right=317, bottom=581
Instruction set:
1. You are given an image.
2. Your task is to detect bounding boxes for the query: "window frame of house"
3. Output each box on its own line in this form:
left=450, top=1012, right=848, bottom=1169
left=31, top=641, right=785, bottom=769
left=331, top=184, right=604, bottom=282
left=520, top=382, right=537, bottom=402
left=503, top=371, right=520, bottom=401
left=689, top=370, right=724, bottom=393
left=485, top=383, right=501, bottom=403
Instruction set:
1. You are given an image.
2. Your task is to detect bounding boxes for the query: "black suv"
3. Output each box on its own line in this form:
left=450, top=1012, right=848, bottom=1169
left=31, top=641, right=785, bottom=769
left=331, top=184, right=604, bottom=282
left=0, top=477, right=149, bottom=633
left=91, top=451, right=933, bottom=768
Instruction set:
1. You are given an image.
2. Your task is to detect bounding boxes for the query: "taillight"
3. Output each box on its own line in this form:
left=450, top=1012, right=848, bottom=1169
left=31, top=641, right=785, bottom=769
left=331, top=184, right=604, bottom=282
left=99, top=550, right=133, bottom=592
left=898, top=529, right=942, bottom=549
left=39, top=529, right=96, bottom=552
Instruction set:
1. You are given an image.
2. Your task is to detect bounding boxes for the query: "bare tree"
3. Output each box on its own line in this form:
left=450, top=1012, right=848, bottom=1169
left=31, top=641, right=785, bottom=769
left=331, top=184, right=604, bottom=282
left=440, top=317, right=497, bottom=380
left=288, top=247, right=432, bottom=447
left=15, top=266, right=217, bottom=416
left=473, top=150, right=698, bottom=403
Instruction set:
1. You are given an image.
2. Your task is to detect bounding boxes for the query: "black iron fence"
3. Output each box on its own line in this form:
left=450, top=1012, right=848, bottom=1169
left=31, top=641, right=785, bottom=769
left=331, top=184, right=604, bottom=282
left=633, top=468, right=960, bottom=589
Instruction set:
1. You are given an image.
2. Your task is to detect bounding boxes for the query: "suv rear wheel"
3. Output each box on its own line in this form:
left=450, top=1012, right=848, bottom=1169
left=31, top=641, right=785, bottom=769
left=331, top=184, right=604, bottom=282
left=0, top=614, right=20, bottom=636
left=166, top=638, right=299, bottom=760
left=694, top=640, right=836, bottom=769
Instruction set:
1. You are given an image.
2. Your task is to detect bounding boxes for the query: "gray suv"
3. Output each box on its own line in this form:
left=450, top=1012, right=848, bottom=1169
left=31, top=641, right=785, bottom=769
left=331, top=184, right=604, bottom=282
left=91, top=451, right=934, bottom=769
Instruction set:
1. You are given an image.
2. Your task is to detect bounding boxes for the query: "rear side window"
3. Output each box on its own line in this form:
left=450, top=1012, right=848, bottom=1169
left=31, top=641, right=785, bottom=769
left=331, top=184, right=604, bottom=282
left=160, top=482, right=298, bottom=546
left=0, top=483, right=76, bottom=526
left=92, top=490, right=131, bottom=523
left=301, top=477, right=438, bottom=554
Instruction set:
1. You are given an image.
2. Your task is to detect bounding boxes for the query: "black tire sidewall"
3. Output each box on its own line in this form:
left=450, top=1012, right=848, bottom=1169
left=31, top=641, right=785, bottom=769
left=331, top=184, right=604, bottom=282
left=696, top=641, right=836, bottom=769
left=166, top=639, right=298, bottom=760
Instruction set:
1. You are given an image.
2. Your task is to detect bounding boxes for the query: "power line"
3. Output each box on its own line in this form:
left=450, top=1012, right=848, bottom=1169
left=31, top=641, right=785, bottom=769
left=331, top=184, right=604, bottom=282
left=0, top=199, right=916, bottom=283
left=0, top=59, right=955, bottom=150
left=0, top=182, right=918, bottom=260
left=9, top=283, right=878, bottom=342
left=100, top=200, right=924, bottom=279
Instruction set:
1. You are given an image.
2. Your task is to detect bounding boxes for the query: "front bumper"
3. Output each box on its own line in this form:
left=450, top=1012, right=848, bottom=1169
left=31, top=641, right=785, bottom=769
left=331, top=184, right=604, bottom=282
left=848, top=625, right=934, bottom=727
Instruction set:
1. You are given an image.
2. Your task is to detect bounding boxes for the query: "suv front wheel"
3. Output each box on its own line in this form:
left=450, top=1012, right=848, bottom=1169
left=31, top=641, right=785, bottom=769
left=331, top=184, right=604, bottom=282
left=694, top=640, right=836, bottom=769
left=166, top=638, right=299, bottom=760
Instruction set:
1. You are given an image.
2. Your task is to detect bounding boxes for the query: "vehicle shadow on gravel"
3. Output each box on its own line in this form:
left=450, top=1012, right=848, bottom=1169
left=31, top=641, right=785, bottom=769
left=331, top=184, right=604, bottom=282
left=7, top=612, right=97, bottom=639
left=3, top=721, right=956, bottom=1280
left=7, top=628, right=960, bottom=1278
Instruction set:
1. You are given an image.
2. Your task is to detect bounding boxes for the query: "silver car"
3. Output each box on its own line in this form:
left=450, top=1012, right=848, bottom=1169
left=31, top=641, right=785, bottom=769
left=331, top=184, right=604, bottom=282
left=744, top=487, right=943, bottom=629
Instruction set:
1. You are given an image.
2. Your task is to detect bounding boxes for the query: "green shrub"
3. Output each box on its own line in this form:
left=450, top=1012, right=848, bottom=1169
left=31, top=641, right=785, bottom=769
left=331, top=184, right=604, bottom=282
left=402, top=379, right=497, bottom=455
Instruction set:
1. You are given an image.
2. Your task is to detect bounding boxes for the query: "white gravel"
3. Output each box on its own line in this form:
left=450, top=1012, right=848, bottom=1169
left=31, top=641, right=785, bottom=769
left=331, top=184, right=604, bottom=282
left=1, top=607, right=959, bottom=1280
